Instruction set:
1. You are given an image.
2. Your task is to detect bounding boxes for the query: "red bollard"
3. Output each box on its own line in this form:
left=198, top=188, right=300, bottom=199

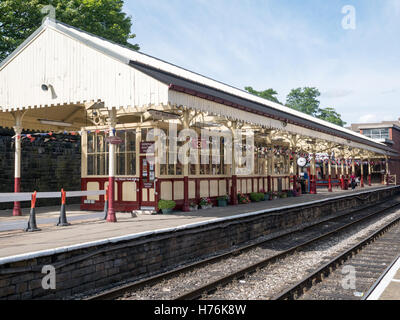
left=25, top=191, right=40, bottom=232
left=57, top=189, right=70, bottom=226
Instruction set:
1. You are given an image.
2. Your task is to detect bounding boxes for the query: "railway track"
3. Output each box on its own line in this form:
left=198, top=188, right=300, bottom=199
left=275, top=217, right=400, bottom=300
left=85, top=197, right=400, bottom=300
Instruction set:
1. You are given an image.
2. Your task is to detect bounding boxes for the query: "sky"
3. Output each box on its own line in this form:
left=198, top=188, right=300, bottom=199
left=123, top=0, right=400, bottom=126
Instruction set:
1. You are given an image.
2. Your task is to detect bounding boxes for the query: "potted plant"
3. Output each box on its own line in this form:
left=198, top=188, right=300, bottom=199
left=217, top=195, right=229, bottom=207
left=189, top=201, right=198, bottom=211
left=237, top=192, right=250, bottom=204
left=199, top=197, right=212, bottom=209
left=158, top=199, right=176, bottom=214
left=264, top=192, right=271, bottom=201
left=272, top=192, right=279, bottom=200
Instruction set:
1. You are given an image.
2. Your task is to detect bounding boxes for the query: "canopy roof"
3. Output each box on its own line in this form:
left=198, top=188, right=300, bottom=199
left=0, top=18, right=395, bottom=155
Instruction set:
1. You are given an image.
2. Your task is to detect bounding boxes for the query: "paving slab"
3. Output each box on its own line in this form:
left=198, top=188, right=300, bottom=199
left=0, top=185, right=393, bottom=260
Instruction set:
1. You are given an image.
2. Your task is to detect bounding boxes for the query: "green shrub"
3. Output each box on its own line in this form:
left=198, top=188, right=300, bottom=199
left=158, top=200, right=176, bottom=210
left=250, top=192, right=265, bottom=202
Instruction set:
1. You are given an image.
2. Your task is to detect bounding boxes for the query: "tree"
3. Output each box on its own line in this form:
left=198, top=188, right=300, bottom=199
left=285, top=87, right=321, bottom=117
left=285, top=87, right=346, bottom=127
left=0, top=0, right=139, bottom=62
left=244, top=86, right=281, bottom=104
left=317, top=107, right=347, bottom=127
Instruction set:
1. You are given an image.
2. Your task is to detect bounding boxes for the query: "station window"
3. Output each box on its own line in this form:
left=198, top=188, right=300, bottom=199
left=116, top=130, right=136, bottom=176
left=198, top=136, right=224, bottom=175
left=86, top=130, right=137, bottom=176
left=159, top=127, right=183, bottom=176
left=87, top=131, right=109, bottom=176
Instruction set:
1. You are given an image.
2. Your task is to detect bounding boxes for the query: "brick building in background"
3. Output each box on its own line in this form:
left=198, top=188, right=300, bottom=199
left=349, top=119, right=400, bottom=184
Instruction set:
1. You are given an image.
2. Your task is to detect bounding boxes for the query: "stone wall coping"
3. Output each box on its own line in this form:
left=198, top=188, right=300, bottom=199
left=0, top=186, right=397, bottom=267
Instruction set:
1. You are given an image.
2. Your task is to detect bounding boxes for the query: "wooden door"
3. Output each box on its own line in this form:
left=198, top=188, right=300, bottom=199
left=139, top=156, right=156, bottom=209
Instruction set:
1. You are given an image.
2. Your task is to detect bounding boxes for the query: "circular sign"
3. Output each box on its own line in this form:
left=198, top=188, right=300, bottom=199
left=297, top=157, right=307, bottom=167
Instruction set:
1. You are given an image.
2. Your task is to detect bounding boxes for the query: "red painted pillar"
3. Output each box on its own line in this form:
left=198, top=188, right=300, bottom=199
left=13, top=127, right=22, bottom=216
left=328, top=175, right=332, bottom=192
left=183, top=176, right=190, bottom=211
left=361, top=175, right=364, bottom=188
left=107, top=176, right=116, bottom=222
left=368, top=175, right=371, bottom=186
left=293, top=175, right=297, bottom=191
left=13, top=177, right=21, bottom=216
left=267, top=175, right=271, bottom=193
left=309, top=175, right=316, bottom=194
left=231, top=175, right=238, bottom=205
left=310, top=154, right=317, bottom=194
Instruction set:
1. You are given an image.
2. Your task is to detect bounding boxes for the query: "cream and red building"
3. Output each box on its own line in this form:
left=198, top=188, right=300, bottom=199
left=0, top=19, right=397, bottom=220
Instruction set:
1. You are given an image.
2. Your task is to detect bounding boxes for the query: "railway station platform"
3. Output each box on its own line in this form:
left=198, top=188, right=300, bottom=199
left=367, top=256, right=400, bottom=300
left=0, top=184, right=399, bottom=300
left=0, top=184, right=392, bottom=259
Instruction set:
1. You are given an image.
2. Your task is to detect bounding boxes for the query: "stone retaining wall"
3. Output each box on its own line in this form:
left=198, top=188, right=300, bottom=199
left=0, top=128, right=81, bottom=209
left=0, top=186, right=399, bottom=299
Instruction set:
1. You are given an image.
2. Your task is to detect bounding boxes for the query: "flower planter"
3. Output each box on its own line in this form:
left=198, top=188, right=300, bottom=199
left=161, top=208, right=172, bottom=214
left=189, top=206, right=198, bottom=211
left=217, top=199, right=228, bottom=207
left=201, top=204, right=212, bottom=209
left=264, top=194, right=270, bottom=201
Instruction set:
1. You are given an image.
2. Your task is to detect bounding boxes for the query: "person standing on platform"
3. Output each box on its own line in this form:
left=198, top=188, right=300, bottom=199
left=351, top=174, right=356, bottom=190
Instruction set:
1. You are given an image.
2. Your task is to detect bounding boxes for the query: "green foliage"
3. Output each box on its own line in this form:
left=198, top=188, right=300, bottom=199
left=237, top=192, right=250, bottom=204
left=286, top=87, right=346, bottom=127
left=249, top=192, right=265, bottom=202
left=317, top=107, right=347, bottom=127
left=0, top=0, right=139, bottom=62
left=245, top=85, right=346, bottom=127
left=158, top=200, right=176, bottom=210
left=244, top=86, right=281, bottom=104
left=286, top=87, right=321, bottom=117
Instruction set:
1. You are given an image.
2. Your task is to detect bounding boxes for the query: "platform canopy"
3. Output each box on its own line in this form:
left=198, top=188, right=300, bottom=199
left=0, top=18, right=396, bottom=157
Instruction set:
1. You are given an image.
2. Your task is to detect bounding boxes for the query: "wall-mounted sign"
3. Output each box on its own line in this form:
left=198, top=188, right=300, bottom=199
left=143, top=182, right=153, bottom=188
left=140, top=141, right=154, bottom=154
left=106, top=136, right=123, bottom=145
left=297, top=157, right=307, bottom=167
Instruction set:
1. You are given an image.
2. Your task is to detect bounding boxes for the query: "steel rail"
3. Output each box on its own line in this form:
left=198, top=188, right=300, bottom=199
left=86, top=196, right=398, bottom=300
left=174, top=201, right=400, bottom=300
left=362, top=253, right=400, bottom=300
left=272, top=208, right=400, bottom=300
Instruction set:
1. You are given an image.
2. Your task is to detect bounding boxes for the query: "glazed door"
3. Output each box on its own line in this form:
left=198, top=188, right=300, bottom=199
left=139, top=156, right=156, bottom=210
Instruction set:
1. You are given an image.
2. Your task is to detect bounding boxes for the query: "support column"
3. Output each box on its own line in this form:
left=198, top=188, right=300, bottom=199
left=292, top=152, right=297, bottom=191
left=386, top=156, right=390, bottom=186
left=13, top=119, right=23, bottom=216
left=345, top=158, right=349, bottom=190
left=368, top=158, right=372, bottom=186
left=107, top=108, right=117, bottom=222
left=335, top=159, right=338, bottom=179
left=310, top=152, right=317, bottom=194
left=340, top=156, right=345, bottom=190
left=328, top=156, right=332, bottom=192
left=182, top=109, right=190, bottom=212
left=360, top=158, right=364, bottom=188
left=230, top=123, right=238, bottom=205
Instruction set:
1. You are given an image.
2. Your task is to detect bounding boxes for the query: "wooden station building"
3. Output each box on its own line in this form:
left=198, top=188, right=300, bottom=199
left=0, top=18, right=397, bottom=221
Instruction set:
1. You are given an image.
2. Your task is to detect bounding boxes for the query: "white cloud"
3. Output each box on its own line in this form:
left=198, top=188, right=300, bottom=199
left=358, top=114, right=378, bottom=123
